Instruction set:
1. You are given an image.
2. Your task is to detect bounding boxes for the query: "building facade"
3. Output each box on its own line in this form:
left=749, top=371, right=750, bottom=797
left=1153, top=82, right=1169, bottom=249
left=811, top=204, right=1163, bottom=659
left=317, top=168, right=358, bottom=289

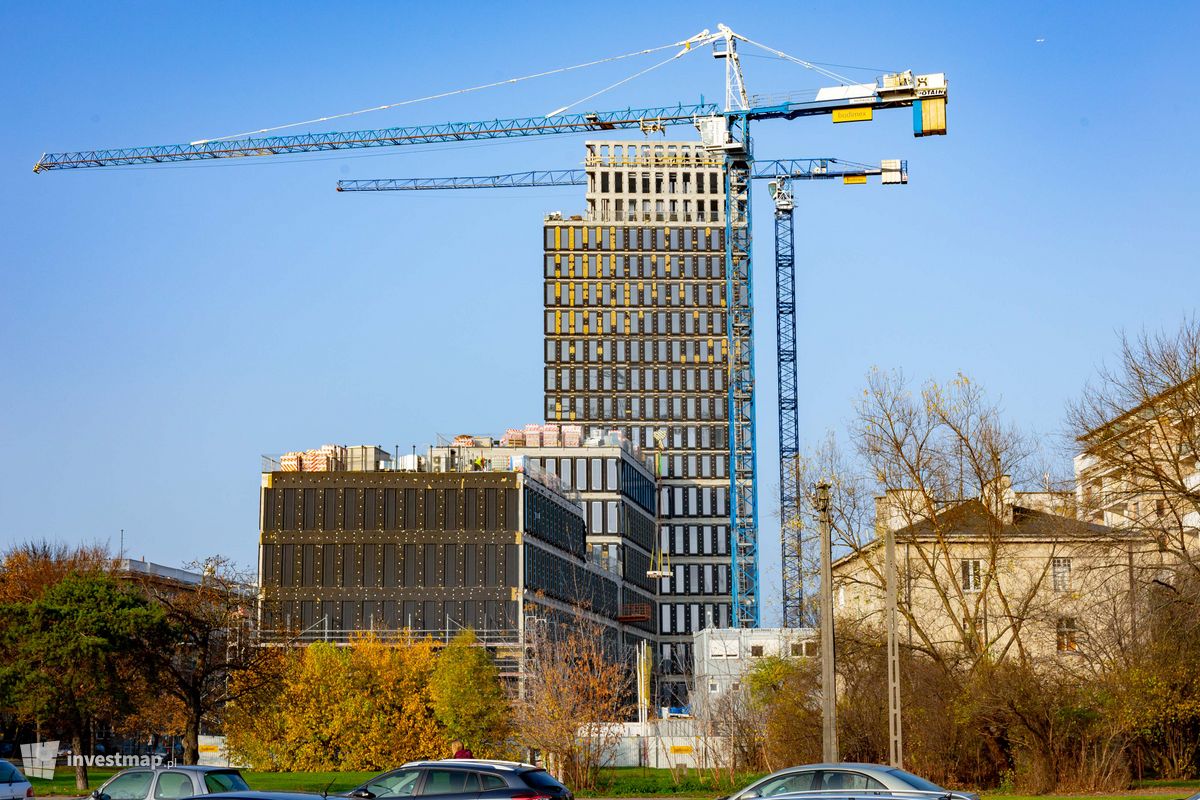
left=429, top=429, right=658, bottom=639
left=542, top=140, right=742, bottom=702
left=257, top=456, right=651, bottom=660
left=832, top=482, right=1158, bottom=662
left=692, top=626, right=818, bottom=698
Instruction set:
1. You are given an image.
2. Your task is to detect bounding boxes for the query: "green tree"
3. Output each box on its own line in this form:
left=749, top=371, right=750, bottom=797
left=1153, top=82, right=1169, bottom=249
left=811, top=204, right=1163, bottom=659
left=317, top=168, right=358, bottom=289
left=0, top=572, right=167, bottom=790
left=429, top=630, right=512, bottom=757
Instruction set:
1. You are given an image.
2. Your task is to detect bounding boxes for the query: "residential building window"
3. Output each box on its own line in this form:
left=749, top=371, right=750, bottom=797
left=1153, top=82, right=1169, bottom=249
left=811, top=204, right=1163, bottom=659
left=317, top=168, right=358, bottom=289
left=961, top=559, right=983, bottom=593
left=1056, top=617, right=1079, bottom=653
left=1052, top=557, right=1072, bottom=592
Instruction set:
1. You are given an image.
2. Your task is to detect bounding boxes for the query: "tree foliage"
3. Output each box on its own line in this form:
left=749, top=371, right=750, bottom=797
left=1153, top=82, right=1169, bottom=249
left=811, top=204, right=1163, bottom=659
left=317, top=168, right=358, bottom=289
left=0, top=572, right=167, bottom=789
left=511, top=614, right=631, bottom=790
left=429, top=630, right=512, bottom=757
left=225, top=633, right=448, bottom=771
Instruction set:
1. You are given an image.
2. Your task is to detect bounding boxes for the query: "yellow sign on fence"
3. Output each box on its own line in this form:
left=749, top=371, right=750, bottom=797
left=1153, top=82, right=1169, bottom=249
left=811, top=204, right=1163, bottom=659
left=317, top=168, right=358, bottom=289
left=670, top=745, right=694, bottom=755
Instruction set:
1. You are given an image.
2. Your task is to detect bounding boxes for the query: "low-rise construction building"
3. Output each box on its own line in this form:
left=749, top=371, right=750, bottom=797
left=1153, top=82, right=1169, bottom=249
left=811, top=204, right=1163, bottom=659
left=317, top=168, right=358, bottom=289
left=258, top=430, right=660, bottom=684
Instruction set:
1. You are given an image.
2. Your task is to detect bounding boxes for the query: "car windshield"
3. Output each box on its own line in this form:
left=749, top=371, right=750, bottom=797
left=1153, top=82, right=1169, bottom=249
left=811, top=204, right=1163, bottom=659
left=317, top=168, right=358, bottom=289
left=887, top=769, right=944, bottom=793
left=205, top=772, right=250, bottom=793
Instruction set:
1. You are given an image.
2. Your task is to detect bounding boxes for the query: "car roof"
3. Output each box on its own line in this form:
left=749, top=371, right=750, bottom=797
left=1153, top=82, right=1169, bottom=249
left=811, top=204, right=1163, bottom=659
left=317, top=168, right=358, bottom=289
left=196, top=793, right=326, bottom=800
left=399, top=759, right=540, bottom=772
left=109, top=766, right=241, bottom=774
left=777, top=764, right=895, bottom=771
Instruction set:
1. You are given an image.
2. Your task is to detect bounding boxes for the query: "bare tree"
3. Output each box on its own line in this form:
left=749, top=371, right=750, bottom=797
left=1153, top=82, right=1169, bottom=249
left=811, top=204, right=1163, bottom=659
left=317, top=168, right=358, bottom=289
left=1068, top=317, right=1200, bottom=583
left=132, top=556, right=275, bottom=765
left=511, top=608, right=631, bottom=791
left=796, top=370, right=1090, bottom=674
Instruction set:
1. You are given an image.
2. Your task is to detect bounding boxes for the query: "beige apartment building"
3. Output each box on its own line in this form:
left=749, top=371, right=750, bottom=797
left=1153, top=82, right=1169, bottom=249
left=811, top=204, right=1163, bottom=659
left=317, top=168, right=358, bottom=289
left=832, top=478, right=1161, bottom=663
left=1073, top=377, right=1199, bottom=557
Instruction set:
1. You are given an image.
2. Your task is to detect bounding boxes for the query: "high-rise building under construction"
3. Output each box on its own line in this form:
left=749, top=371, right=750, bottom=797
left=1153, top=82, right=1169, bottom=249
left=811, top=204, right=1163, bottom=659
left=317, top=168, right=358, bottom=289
left=543, top=139, right=749, bottom=702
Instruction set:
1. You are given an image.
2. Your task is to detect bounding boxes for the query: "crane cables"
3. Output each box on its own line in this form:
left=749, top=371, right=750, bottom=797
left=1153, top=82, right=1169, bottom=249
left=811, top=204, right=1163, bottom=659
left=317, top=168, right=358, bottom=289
left=189, top=32, right=713, bottom=145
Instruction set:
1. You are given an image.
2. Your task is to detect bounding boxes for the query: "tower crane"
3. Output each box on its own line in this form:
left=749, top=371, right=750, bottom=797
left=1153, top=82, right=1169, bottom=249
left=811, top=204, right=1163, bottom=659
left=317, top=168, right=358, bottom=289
left=334, top=158, right=907, bottom=192
left=32, top=25, right=947, bottom=629
left=338, top=158, right=908, bottom=632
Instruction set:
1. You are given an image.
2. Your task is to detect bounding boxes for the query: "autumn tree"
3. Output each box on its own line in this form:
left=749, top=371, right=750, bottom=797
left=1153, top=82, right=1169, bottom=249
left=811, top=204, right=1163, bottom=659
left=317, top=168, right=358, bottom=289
left=134, top=555, right=275, bottom=764
left=224, top=633, right=444, bottom=771
left=430, top=630, right=512, bottom=757
left=0, top=572, right=167, bottom=790
left=0, top=540, right=113, bottom=604
left=512, top=613, right=631, bottom=790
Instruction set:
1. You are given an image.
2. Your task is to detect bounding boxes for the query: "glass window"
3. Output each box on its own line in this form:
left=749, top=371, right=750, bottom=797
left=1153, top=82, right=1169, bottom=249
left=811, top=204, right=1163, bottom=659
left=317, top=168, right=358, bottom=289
left=886, top=769, right=944, bottom=793
left=822, top=772, right=886, bottom=791
left=422, top=770, right=478, bottom=796
left=103, top=772, right=154, bottom=800
left=961, top=559, right=983, bottom=592
left=364, top=769, right=422, bottom=798
left=1052, top=557, right=1072, bottom=592
left=154, top=773, right=194, bottom=800
left=748, top=771, right=817, bottom=798
left=522, top=771, right=566, bottom=791
left=203, top=773, right=249, bottom=793
left=479, top=774, right=506, bottom=791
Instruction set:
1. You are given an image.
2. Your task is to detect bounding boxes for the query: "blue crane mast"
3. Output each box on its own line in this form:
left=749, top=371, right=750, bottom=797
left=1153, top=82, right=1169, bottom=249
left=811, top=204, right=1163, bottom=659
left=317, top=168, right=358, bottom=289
left=32, top=24, right=947, bottom=630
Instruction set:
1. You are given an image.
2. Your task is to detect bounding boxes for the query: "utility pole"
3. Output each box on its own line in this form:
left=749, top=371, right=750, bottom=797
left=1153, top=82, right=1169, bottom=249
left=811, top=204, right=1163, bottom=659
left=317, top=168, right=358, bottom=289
left=885, top=523, right=903, bottom=767
left=817, top=483, right=838, bottom=762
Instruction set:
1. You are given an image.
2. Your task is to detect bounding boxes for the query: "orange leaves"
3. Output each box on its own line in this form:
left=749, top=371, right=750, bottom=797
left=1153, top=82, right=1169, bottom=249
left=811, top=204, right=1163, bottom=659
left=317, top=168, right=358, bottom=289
left=225, top=633, right=446, bottom=771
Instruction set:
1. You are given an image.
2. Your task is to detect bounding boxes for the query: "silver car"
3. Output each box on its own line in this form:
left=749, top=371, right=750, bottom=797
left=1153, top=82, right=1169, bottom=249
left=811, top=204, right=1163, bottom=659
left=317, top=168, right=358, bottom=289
left=0, top=761, right=32, bottom=800
left=91, top=767, right=248, bottom=800
left=723, top=763, right=977, bottom=800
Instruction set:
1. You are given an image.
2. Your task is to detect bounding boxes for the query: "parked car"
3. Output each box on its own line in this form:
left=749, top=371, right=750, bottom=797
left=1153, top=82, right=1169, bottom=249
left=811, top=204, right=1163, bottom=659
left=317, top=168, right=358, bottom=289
left=719, top=763, right=978, bottom=800
left=91, top=766, right=248, bottom=800
left=0, top=761, right=33, bottom=800
left=345, top=759, right=572, bottom=800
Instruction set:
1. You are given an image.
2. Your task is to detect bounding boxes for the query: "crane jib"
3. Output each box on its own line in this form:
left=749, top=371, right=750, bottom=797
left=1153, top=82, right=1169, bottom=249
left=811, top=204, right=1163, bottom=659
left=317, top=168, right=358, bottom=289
left=32, top=103, right=721, bottom=172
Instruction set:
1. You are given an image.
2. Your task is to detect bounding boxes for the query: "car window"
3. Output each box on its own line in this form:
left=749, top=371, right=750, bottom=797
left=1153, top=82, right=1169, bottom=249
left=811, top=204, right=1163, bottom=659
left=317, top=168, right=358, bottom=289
left=886, top=770, right=942, bottom=793
left=751, top=772, right=816, bottom=797
left=821, top=772, right=885, bottom=792
left=104, top=771, right=154, bottom=800
left=421, top=770, right=478, bottom=796
left=478, top=775, right=506, bottom=792
left=367, top=769, right=423, bottom=798
left=0, top=762, right=21, bottom=782
left=204, top=772, right=250, bottom=793
left=154, top=772, right=194, bottom=800
left=520, top=771, right=564, bottom=790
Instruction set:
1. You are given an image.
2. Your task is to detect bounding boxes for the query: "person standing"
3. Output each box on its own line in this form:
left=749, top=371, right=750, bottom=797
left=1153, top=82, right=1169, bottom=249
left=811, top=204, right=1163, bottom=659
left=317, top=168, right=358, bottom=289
left=452, top=741, right=474, bottom=759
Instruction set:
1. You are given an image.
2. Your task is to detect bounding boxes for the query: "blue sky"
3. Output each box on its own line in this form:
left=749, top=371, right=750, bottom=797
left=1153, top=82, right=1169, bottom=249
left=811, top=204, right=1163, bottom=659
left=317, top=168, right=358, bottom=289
left=2, top=2, right=1197, bottom=622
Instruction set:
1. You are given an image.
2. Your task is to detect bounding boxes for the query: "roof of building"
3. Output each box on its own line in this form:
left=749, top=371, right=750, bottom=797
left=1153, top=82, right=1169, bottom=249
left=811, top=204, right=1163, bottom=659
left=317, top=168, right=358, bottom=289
left=833, top=498, right=1121, bottom=570
left=1077, top=374, right=1199, bottom=445
left=115, top=558, right=206, bottom=586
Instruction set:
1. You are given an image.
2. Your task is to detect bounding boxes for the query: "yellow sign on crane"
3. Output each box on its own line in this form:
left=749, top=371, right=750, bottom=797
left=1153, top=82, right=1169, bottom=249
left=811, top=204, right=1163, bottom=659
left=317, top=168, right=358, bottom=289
left=832, top=106, right=873, bottom=123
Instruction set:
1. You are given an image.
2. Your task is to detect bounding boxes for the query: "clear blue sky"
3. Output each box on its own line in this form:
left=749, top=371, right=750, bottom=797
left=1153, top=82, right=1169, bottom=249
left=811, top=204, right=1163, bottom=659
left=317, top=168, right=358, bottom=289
left=2, top=2, right=1197, bottom=622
